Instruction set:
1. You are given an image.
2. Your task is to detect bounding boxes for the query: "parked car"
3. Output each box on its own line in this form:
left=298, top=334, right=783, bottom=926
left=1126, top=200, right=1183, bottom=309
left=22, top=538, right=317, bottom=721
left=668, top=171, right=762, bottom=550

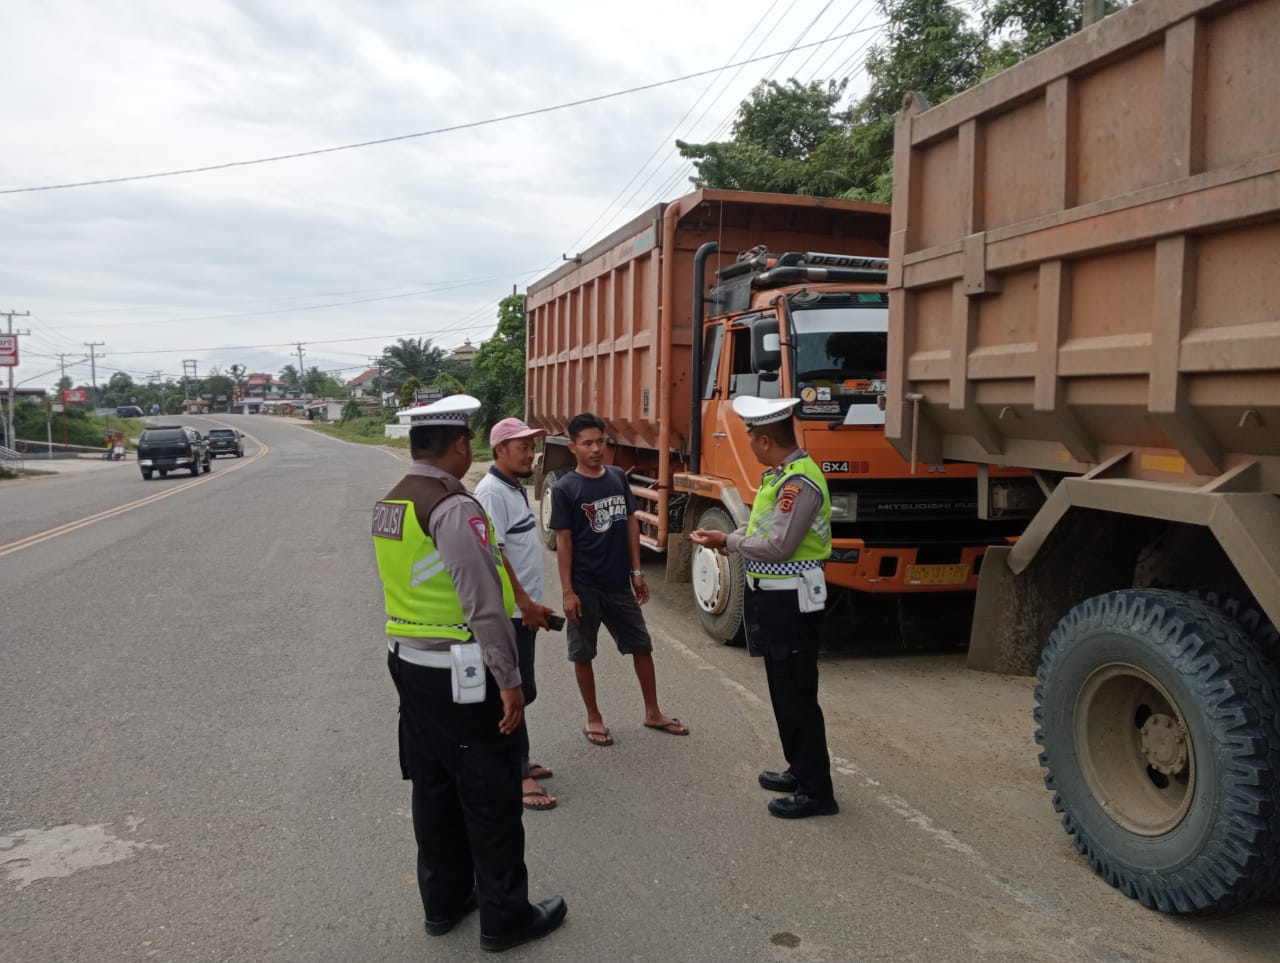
left=206, top=428, right=244, bottom=458
left=136, top=426, right=210, bottom=479
left=115, top=405, right=145, bottom=419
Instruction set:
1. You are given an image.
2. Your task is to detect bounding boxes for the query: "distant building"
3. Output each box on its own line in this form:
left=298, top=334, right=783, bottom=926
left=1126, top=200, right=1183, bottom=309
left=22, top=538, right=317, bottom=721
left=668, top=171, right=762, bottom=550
left=346, top=368, right=381, bottom=399
left=449, top=340, right=478, bottom=363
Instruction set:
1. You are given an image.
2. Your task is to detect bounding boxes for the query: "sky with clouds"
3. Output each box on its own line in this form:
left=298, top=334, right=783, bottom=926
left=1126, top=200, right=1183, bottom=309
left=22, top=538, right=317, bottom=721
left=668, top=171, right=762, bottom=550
left=1, top=0, right=887, bottom=393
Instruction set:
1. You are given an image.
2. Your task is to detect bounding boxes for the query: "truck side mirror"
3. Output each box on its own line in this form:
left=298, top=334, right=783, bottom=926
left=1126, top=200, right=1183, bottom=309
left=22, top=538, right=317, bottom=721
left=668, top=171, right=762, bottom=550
left=751, top=318, right=781, bottom=374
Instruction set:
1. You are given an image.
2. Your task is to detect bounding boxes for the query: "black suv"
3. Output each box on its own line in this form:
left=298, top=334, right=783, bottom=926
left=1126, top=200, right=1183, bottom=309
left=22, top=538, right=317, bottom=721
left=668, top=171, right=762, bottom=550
left=206, top=428, right=245, bottom=458
left=136, top=426, right=211, bottom=479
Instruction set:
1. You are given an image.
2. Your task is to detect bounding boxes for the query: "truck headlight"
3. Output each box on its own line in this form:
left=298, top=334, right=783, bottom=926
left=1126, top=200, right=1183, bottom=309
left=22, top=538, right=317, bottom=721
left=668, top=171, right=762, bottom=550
left=829, top=493, right=858, bottom=520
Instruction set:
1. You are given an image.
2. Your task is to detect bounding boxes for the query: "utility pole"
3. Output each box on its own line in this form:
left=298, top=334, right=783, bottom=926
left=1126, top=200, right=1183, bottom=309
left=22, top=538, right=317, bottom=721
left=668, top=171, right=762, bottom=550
left=368, top=355, right=385, bottom=410
left=295, top=342, right=307, bottom=399
left=4, top=310, right=32, bottom=449
left=1082, top=0, right=1105, bottom=27
left=85, top=341, right=105, bottom=413
left=182, top=360, right=199, bottom=412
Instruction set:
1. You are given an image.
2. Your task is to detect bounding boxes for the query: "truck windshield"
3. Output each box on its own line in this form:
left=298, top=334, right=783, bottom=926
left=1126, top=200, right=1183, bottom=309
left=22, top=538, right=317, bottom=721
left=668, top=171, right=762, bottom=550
left=790, top=306, right=889, bottom=423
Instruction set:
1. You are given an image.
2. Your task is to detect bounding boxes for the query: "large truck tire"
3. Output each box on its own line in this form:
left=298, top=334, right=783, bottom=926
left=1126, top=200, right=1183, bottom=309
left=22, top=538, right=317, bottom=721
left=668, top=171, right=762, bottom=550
left=1035, top=589, right=1280, bottom=912
left=1189, top=586, right=1279, bottom=655
left=537, top=470, right=561, bottom=550
left=690, top=506, right=746, bottom=646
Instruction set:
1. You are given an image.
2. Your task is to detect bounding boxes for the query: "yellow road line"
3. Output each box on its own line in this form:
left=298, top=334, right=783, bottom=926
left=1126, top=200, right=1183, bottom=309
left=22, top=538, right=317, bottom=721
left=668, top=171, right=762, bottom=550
left=0, top=432, right=269, bottom=559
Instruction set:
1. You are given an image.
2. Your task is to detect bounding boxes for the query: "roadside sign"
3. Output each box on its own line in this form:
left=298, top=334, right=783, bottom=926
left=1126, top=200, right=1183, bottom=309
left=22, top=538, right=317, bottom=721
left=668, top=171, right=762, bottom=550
left=51, top=402, right=64, bottom=413
left=62, top=388, right=88, bottom=403
left=0, top=334, right=17, bottom=367
left=415, top=387, right=444, bottom=404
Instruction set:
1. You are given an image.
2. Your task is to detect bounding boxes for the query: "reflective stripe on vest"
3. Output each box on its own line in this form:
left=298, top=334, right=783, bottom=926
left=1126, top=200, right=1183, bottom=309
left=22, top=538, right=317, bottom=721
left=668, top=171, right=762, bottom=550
left=744, top=453, right=832, bottom=580
left=373, top=497, right=514, bottom=640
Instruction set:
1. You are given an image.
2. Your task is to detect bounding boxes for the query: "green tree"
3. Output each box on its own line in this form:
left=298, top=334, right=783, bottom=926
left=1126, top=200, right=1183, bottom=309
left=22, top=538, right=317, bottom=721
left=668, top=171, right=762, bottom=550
left=399, top=376, right=422, bottom=409
left=278, top=363, right=301, bottom=394
left=380, top=338, right=447, bottom=394
left=101, top=371, right=137, bottom=407
left=981, top=0, right=1130, bottom=75
left=837, top=0, right=986, bottom=202
left=303, top=366, right=348, bottom=398
left=469, top=293, right=528, bottom=431
left=676, top=80, right=850, bottom=195
left=202, top=374, right=236, bottom=411
left=228, top=364, right=248, bottom=402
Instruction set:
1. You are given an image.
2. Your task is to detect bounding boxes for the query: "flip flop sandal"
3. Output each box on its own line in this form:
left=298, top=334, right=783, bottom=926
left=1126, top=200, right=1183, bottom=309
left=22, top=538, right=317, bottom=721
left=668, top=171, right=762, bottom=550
left=583, top=726, right=614, bottom=747
left=523, top=790, right=557, bottom=811
left=643, top=718, right=690, bottom=736
left=529, top=765, right=554, bottom=780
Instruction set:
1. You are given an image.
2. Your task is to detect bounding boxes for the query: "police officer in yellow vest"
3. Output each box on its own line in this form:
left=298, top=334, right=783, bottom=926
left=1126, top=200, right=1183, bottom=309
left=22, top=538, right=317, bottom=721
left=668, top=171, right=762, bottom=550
left=373, top=394, right=567, bottom=952
left=690, top=396, right=838, bottom=819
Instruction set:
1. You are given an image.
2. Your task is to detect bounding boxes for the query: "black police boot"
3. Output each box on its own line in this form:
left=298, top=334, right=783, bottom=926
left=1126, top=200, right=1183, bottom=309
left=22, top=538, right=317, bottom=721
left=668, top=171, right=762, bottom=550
left=480, top=895, right=568, bottom=953
left=758, top=769, right=798, bottom=793
left=425, top=889, right=478, bottom=936
left=767, top=793, right=839, bottom=819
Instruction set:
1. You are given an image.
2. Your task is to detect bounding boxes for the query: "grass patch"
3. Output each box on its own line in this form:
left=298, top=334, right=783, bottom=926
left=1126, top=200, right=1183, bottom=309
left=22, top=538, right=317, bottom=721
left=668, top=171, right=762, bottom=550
left=304, top=415, right=410, bottom=448
left=302, top=415, right=492, bottom=458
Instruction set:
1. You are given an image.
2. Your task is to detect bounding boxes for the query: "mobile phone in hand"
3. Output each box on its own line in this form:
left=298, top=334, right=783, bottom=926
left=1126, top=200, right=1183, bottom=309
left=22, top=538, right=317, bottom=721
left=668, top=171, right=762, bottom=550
left=546, top=613, right=566, bottom=632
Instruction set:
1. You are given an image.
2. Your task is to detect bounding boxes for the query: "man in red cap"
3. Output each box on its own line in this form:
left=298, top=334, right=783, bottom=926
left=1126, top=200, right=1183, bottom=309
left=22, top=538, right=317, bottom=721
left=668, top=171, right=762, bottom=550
left=475, top=418, right=560, bottom=812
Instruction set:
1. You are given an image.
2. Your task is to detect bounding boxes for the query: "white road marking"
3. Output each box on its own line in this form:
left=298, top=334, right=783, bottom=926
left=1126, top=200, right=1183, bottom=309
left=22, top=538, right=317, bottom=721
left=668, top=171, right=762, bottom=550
left=0, top=432, right=269, bottom=558
left=653, top=624, right=1052, bottom=914
left=0, top=823, right=161, bottom=890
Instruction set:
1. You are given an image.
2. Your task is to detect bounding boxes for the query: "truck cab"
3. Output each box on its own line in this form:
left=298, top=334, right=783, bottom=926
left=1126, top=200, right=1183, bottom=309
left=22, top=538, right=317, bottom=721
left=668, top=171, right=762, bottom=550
left=688, top=250, right=1041, bottom=605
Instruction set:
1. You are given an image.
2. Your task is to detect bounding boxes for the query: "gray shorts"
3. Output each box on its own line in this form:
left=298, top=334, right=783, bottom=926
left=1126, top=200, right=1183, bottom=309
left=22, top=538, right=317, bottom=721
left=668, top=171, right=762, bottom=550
left=566, top=584, right=653, bottom=662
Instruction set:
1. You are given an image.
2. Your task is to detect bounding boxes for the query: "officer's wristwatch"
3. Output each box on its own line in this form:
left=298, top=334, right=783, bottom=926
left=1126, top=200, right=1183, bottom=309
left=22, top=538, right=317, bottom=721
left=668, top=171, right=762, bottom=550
left=630, top=569, right=645, bottom=579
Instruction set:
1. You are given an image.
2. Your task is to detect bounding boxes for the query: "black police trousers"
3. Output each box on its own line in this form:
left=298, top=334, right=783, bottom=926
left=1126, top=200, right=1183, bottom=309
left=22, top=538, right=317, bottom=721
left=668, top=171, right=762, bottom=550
left=388, top=650, right=534, bottom=936
left=745, top=587, right=835, bottom=801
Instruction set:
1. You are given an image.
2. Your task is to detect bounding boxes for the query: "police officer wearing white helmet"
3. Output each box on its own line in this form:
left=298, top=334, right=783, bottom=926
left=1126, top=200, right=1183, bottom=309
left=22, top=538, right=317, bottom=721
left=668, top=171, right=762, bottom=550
left=371, top=394, right=567, bottom=952
left=689, top=396, right=838, bottom=819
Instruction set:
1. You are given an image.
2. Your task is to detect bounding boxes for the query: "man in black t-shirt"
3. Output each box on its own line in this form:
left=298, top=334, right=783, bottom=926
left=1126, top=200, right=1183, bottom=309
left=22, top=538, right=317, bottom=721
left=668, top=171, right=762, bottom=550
left=549, top=412, right=688, bottom=747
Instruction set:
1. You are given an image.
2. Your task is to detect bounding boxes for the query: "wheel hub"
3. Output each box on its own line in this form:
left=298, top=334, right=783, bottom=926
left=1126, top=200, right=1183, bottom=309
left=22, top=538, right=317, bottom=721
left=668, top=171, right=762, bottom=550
left=1139, top=713, right=1188, bottom=776
left=692, top=545, right=729, bottom=615
left=1074, top=663, right=1196, bottom=836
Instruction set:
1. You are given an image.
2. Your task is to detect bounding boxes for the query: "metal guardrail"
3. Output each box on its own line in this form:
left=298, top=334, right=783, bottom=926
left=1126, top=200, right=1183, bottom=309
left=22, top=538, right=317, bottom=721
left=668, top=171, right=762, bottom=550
left=0, top=444, right=25, bottom=474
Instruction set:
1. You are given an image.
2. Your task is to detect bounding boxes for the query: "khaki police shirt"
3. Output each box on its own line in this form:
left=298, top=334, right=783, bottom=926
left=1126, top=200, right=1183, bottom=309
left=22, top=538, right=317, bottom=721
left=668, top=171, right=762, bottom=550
left=388, top=463, right=521, bottom=690
left=724, top=449, right=824, bottom=564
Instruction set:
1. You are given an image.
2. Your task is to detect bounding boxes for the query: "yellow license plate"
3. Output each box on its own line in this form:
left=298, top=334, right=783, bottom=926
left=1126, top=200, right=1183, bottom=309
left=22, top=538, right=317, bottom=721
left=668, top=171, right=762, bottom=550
left=905, top=563, right=970, bottom=586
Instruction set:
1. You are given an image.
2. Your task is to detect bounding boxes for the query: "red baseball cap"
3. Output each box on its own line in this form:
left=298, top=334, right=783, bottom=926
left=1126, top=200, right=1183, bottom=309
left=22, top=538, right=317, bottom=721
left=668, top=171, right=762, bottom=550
left=489, top=417, right=548, bottom=448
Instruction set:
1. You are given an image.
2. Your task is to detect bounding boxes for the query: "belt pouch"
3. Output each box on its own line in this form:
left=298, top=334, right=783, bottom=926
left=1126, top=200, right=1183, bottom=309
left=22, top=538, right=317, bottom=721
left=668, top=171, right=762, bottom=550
left=450, top=643, right=486, bottom=704
left=797, top=568, right=827, bottom=613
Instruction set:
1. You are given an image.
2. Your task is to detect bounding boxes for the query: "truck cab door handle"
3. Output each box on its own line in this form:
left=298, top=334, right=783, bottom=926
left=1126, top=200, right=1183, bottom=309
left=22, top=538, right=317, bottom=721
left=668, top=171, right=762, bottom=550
left=712, top=432, right=728, bottom=438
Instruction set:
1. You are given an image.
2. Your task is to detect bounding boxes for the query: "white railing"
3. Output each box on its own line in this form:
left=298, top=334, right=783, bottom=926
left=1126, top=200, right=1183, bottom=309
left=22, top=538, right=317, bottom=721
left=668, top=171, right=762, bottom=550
left=0, top=444, right=25, bottom=474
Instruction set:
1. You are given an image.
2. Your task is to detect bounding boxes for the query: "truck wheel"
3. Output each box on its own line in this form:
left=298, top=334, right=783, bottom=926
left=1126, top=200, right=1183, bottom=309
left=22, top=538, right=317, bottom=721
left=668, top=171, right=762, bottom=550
left=537, top=470, right=561, bottom=550
left=691, top=506, right=746, bottom=645
left=1035, top=589, right=1280, bottom=912
left=1189, top=586, right=1279, bottom=654
left=141, top=470, right=152, bottom=480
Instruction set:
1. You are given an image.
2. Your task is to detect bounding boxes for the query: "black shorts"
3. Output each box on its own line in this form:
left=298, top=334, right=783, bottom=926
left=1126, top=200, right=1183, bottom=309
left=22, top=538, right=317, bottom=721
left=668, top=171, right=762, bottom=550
left=566, top=584, right=652, bottom=662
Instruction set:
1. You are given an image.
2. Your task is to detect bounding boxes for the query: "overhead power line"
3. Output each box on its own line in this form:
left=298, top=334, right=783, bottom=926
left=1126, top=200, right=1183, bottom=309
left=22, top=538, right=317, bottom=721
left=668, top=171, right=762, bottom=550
left=0, top=27, right=884, bottom=197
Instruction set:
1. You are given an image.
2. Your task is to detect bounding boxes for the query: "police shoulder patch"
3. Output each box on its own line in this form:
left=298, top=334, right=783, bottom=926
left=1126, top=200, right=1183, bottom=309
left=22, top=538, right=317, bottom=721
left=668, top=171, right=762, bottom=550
left=778, top=482, right=802, bottom=514
left=372, top=501, right=406, bottom=539
left=468, top=515, right=490, bottom=545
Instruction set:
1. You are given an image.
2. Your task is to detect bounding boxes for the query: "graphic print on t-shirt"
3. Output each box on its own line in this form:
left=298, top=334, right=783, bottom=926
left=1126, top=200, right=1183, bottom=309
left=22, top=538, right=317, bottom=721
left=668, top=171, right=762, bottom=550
left=581, top=494, right=628, bottom=533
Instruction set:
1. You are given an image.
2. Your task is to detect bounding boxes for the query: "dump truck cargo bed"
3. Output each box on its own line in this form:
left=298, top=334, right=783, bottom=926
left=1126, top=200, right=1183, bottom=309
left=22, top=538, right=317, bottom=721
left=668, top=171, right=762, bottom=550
left=886, top=0, right=1280, bottom=491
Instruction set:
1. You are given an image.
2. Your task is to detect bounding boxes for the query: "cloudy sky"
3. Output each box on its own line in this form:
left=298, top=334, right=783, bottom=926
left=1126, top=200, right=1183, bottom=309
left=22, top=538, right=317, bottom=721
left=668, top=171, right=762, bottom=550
left=1, top=0, right=885, bottom=392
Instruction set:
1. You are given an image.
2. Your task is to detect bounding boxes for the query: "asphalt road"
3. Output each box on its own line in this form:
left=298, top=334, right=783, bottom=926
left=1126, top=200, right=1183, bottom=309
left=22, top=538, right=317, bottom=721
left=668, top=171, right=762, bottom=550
left=2, top=415, right=1277, bottom=962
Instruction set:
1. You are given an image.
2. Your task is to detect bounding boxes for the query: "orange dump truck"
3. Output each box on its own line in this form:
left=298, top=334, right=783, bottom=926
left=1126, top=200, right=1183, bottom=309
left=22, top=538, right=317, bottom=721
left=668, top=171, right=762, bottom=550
left=526, top=189, right=1040, bottom=644
left=887, top=0, right=1280, bottom=913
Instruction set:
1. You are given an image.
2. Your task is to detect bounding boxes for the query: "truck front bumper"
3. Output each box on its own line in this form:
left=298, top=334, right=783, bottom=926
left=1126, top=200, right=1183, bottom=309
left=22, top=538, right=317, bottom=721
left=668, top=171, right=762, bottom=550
left=826, top=540, right=1009, bottom=593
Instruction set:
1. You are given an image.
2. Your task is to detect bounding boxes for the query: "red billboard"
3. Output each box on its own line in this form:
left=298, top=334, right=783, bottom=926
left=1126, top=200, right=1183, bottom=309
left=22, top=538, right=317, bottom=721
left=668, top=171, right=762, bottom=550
left=62, top=388, right=88, bottom=403
left=0, top=334, right=16, bottom=367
